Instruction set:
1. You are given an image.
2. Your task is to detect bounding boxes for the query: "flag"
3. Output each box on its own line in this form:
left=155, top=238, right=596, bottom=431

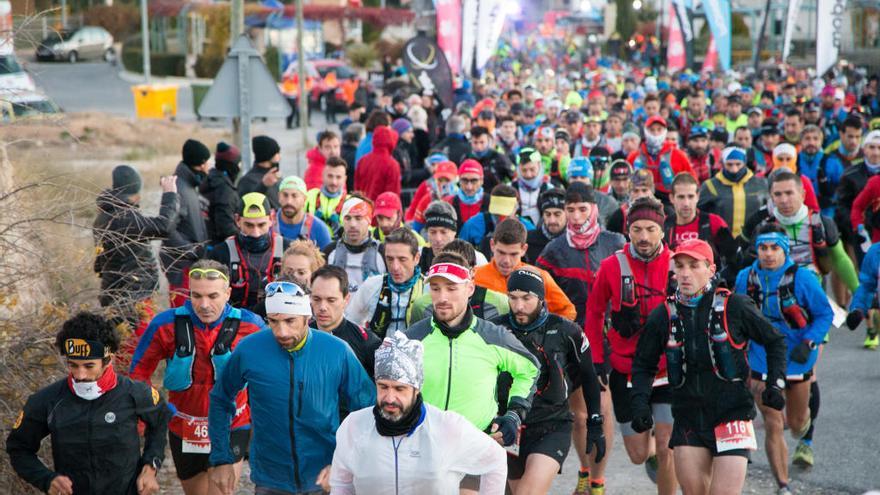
left=435, top=0, right=462, bottom=74
left=672, top=0, right=695, bottom=68
left=667, top=3, right=686, bottom=71
left=403, top=35, right=455, bottom=109
left=703, top=35, right=718, bottom=72
left=816, top=0, right=845, bottom=76
left=460, top=0, right=478, bottom=76
left=782, top=0, right=803, bottom=62
left=702, top=0, right=731, bottom=71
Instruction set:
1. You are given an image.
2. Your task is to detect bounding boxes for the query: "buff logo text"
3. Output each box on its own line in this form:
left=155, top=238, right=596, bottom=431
left=66, top=339, right=91, bottom=357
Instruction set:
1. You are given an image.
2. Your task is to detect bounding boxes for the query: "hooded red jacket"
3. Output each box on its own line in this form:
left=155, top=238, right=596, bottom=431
left=627, top=142, right=694, bottom=194
left=304, top=147, right=326, bottom=190
left=354, top=126, right=401, bottom=201
left=585, top=244, right=672, bottom=376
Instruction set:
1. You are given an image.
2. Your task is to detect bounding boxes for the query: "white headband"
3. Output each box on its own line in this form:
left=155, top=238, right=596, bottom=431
left=864, top=130, right=880, bottom=149
left=773, top=143, right=797, bottom=158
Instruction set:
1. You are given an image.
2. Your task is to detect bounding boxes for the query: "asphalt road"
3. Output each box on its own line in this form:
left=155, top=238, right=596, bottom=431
left=22, top=59, right=880, bottom=495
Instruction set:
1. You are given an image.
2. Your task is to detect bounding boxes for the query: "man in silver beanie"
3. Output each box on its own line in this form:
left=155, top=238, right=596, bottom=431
left=329, top=331, right=507, bottom=495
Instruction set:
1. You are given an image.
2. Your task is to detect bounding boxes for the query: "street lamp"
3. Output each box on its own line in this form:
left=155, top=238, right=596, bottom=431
left=633, top=0, right=643, bottom=10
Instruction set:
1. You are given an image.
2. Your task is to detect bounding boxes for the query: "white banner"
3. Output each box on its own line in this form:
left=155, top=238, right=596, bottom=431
left=816, top=0, right=846, bottom=76
left=475, top=0, right=506, bottom=73
left=460, top=0, right=478, bottom=76
left=782, top=0, right=803, bottom=62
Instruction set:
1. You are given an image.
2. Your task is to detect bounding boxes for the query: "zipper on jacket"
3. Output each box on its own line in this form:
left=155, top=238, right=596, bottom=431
left=444, top=338, right=453, bottom=410
left=87, top=400, right=95, bottom=491
left=288, top=358, right=302, bottom=489
left=297, top=382, right=303, bottom=416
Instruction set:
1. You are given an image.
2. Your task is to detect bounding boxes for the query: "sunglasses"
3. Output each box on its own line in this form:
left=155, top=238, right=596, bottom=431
left=265, top=281, right=305, bottom=297
left=189, top=268, right=229, bottom=282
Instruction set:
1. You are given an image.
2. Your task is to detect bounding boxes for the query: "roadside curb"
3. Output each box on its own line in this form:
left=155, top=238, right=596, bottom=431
left=116, top=68, right=213, bottom=88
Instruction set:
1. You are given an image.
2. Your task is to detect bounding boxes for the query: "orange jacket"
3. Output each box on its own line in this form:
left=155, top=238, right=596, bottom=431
left=474, top=260, right=577, bottom=321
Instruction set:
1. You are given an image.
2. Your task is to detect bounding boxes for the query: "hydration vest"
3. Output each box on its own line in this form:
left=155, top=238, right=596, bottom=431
left=225, top=234, right=284, bottom=309
left=757, top=210, right=828, bottom=273
left=664, top=289, right=750, bottom=389
left=633, top=148, right=675, bottom=190
left=470, top=286, right=489, bottom=318
left=297, top=213, right=315, bottom=242
left=368, top=274, right=424, bottom=339
left=745, top=265, right=810, bottom=329
left=163, top=306, right=242, bottom=392
left=611, top=251, right=675, bottom=338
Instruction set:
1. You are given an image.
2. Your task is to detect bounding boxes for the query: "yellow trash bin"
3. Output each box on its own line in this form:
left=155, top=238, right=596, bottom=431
left=132, top=84, right=179, bottom=119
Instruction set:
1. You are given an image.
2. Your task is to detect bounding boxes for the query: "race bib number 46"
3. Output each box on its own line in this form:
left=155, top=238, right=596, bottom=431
left=181, top=416, right=211, bottom=454
left=714, top=420, right=757, bottom=453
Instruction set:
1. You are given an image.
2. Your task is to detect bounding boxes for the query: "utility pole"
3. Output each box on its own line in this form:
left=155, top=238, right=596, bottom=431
left=230, top=0, right=244, bottom=149
left=139, top=0, right=150, bottom=84
left=296, top=0, right=309, bottom=177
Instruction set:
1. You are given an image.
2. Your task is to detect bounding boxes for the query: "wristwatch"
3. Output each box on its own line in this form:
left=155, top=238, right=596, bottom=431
left=806, top=340, right=818, bottom=350
left=147, top=457, right=162, bottom=472
left=588, top=414, right=604, bottom=426
left=775, top=378, right=786, bottom=390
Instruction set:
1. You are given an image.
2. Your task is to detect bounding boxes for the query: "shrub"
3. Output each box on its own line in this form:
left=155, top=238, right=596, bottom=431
left=83, top=4, right=140, bottom=39
left=346, top=42, right=377, bottom=69
left=122, top=47, right=187, bottom=77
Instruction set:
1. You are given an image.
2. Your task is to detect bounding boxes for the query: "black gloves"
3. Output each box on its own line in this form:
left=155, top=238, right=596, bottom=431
left=761, top=384, right=786, bottom=411
left=491, top=410, right=521, bottom=447
left=846, top=310, right=864, bottom=331
left=594, top=362, right=609, bottom=390
left=790, top=340, right=814, bottom=364
left=630, top=409, right=654, bottom=434
left=586, top=414, right=606, bottom=464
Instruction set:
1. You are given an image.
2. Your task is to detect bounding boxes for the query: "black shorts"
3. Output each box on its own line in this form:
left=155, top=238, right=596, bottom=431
left=750, top=370, right=813, bottom=386
left=169, top=428, right=250, bottom=480
left=507, top=421, right=573, bottom=480
left=669, top=420, right=751, bottom=459
left=608, top=370, right=672, bottom=423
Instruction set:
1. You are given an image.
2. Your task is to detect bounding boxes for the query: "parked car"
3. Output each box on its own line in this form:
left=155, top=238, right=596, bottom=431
left=35, top=26, right=114, bottom=63
left=281, top=59, right=358, bottom=111
left=0, top=90, right=61, bottom=122
left=0, top=54, right=36, bottom=92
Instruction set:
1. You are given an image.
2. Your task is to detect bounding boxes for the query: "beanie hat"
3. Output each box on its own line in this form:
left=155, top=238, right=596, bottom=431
left=111, top=165, right=142, bottom=197
left=252, top=135, right=281, bottom=163
left=627, top=197, right=666, bottom=228
left=424, top=200, right=458, bottom=231
left=391, top=118, right=413, bottom=136
left=538, top=189, right=565, bottom=213
left=182, top=139, right=211, bottom=168
left=507, top=268, right=545, bottom=301
left=215, top=141, right=241, bottom=165
left=374, top=331, right=424, bottom=389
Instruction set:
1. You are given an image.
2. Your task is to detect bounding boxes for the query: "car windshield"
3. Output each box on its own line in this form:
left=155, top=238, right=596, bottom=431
left=41, top=31, right=75, bottom=44
left=12, top=99, right=59, bottom=117
left=0, top=56, right=24, bottom=75
left=316, top=64, right=354, bottom=79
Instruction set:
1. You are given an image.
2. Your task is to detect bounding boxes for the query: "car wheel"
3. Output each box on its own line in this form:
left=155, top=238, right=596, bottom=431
left=103, top=47, right=116, bottom=63
left=68, top=51, right=78, bottom=63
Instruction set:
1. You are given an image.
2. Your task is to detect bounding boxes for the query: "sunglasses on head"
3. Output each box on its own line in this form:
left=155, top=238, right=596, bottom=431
left=265, top=281, right=305, bottom=297
left=189, top=268, right=229, bottom=282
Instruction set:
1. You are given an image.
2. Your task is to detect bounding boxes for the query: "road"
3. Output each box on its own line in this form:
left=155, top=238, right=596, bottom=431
left=22, top=59, right=880, bottom=495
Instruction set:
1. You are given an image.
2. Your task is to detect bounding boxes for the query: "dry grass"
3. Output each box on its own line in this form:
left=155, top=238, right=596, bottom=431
left=0, top=112, right=231, bottom=493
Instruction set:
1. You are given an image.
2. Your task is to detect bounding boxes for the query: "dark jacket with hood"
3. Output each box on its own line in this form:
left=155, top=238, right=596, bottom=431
left=470, top=148, right=515, bottom=191
left=161, top=162, right=208, bottom=284
left=354, top=126, right=401, bottom=201
left=238, top=165, right=280, bottom=209
left=201, top=168, right=239, bottom=244
left=94, top=189, right=179, bottom=305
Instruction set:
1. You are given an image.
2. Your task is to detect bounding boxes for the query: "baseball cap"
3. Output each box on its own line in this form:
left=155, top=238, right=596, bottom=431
left=240, top=192, right=272, bottom=218
left=374, top=192, right=402, bottom=219
left=688, top=126, right=709, bottom=140
left=458, top=159, right=484, bottom=177
left=645, top=115, right=667, bottom=128
left=672, top=239, right=715, bottom=265
left=610, top=159, right=632, bottom=179
left=279, top=176, right=307, bottom=195
left=631, top=169, right=655, bottom=189
left=426, top=262, right=471, bottom=284
left=433, top=161, right=458, bottom=181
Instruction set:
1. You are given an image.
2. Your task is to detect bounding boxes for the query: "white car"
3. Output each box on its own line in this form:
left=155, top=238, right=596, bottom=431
left=0, top=90, right=61, bottom=122
left=0, top=54, right=36, bottom=93
left=35, top=26, right=114, bottom=63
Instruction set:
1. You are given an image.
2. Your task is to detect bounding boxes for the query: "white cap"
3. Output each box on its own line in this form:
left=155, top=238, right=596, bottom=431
left=265, top=282, right=311, bottom=316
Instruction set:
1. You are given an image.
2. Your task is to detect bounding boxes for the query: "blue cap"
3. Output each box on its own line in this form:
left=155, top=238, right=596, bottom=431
left=568, top=156, right=594, bottom=181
